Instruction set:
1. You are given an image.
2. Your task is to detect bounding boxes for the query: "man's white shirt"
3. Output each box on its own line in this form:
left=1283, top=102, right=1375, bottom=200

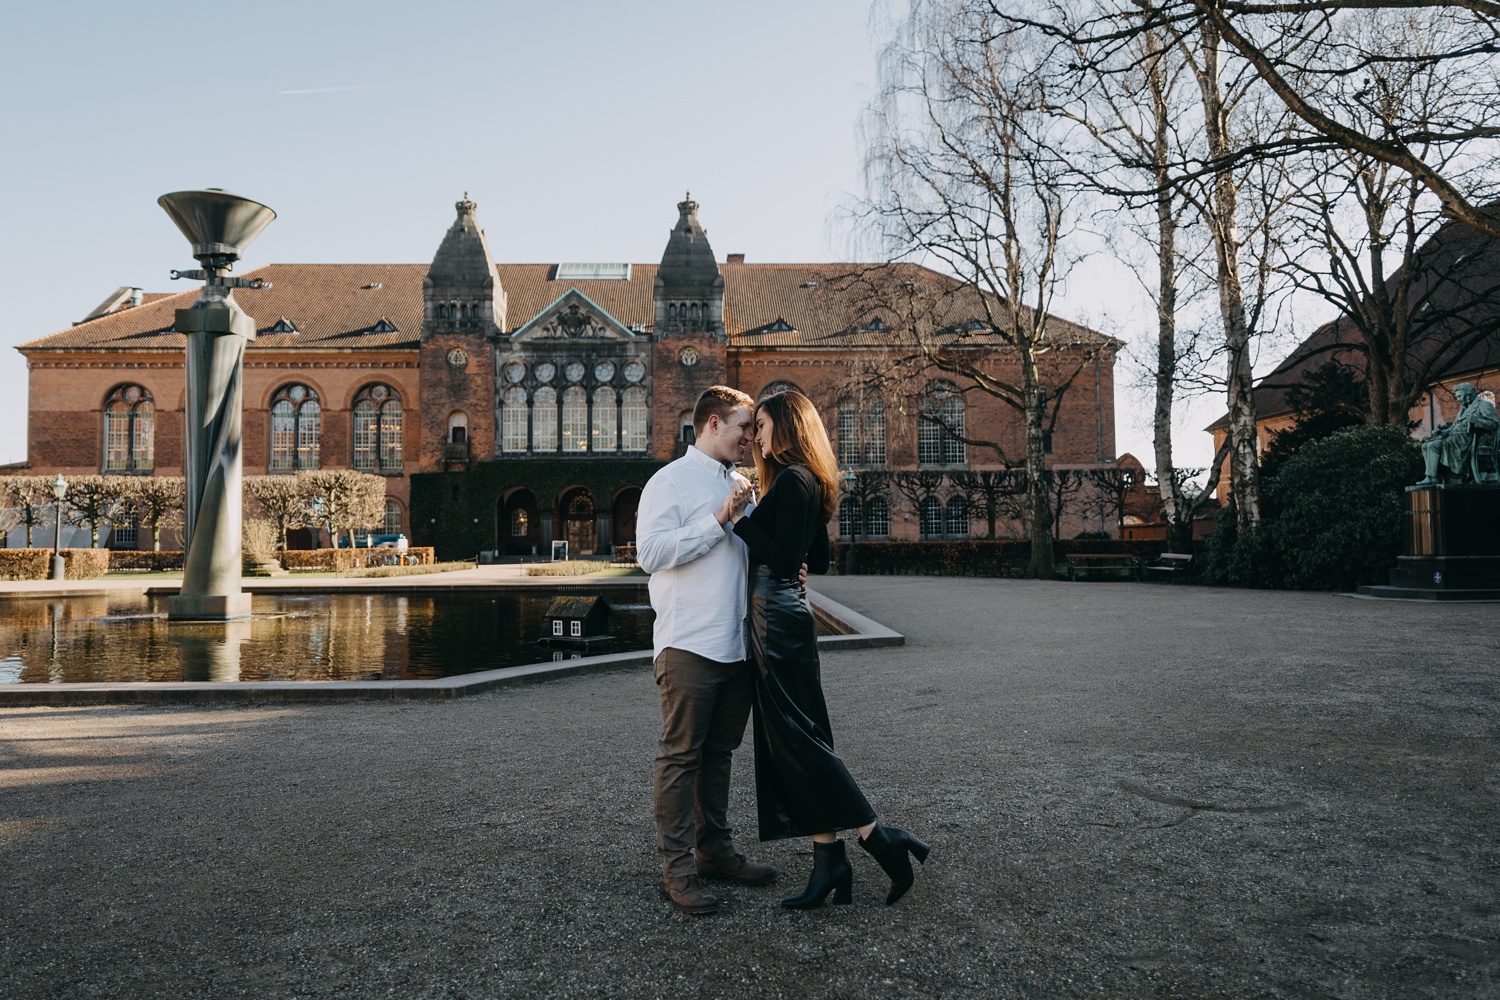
left=636, top=445, right=751, bottom=663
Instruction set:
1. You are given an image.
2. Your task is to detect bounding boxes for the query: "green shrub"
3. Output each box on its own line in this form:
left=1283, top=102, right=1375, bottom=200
left=828, top=539, right=1166, bottom=577
left=1202, top=425, right=1419, bottom=590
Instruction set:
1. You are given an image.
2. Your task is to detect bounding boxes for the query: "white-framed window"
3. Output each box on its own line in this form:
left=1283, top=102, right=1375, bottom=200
left=111, top=512, right=138, bottom=547
left=502, top=387, right=528, bottom=453
left=561, top=386, right=588, bottom=452
left=944, top=496, right=969, bottom=537
left=920, top=496, right=944, bottom=538
left=384, top=500, right=402, bottom=533
left=353, top=384, right=402, bottom=472
left=593, top=386, right=617, bottom=453
left=553, top=620, right=563, bottom=636
left=103, top=384, right=155, bottom=473
left=839, top=496, right=861, bottom=538
left=621, top=386, right=648, bottom=452
left=570, top=620, right=582, bottom=637
left=918, top=382, right=965, bottom=466
left=533, top=386, right=558, bottom=452
left=269, top=383, right=320, bottom=471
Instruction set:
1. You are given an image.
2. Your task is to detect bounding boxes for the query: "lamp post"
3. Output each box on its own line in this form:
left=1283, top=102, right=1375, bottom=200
left=50, top=474, right=68, bottom=581
left=157, top=189, right=276, bottom=621
left=841, top=468, right=858, bottom=576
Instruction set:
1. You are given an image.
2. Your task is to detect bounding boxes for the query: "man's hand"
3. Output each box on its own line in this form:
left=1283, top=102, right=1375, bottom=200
left=798, top=563, right=808, bottom=588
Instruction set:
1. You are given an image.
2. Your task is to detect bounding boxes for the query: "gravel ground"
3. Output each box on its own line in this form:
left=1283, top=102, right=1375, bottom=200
left=1, top=578, right=1496, bottom=999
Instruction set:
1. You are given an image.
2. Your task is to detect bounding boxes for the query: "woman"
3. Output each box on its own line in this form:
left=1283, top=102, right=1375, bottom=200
left=728, top=390, right=929, bottom=909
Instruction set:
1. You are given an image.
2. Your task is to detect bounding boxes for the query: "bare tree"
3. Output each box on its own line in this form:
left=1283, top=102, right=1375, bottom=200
left=950, top=469, right=1026, bottom=538
left=858, top=1, right=1112, bottom=576
left=123, top=477, right=185, bottom=552
left=297, top=470, right=386, bottom=550
left=64, top=476, right=131, bottom=548
left=889, top=470, right=947, bottom=539
left=0, top=477, right=52, bottom=547
left=839, top=470, right=894, bottom=541
left=244, top=476, right=310, bottom=552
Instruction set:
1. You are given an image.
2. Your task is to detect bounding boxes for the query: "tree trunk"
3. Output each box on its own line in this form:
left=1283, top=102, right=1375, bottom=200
left=1023, top=356, right=1054, bottom=577
left=1199, top=19, right=1260, bottom=535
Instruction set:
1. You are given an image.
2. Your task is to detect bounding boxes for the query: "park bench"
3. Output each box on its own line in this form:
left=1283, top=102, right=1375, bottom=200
left=1145, top=552, right=1194, bottom=583
left=1065, top=553, right=1143, bottom=582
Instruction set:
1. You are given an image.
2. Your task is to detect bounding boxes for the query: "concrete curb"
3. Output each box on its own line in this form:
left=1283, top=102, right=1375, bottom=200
left=0, top=587, right=903, bottom=707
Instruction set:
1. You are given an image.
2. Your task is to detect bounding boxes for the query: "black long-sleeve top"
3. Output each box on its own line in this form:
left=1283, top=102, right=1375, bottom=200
left=732, top=465, right=830, bottom=581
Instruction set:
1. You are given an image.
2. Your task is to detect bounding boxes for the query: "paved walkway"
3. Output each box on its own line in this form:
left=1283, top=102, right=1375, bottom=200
left=1, top=578, right=1494, bottom=998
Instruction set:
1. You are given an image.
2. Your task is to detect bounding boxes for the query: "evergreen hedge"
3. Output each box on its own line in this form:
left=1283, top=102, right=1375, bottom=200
left=0, top=549, right=110, bottom=580
left=830, top=539, right=1166, bottom=577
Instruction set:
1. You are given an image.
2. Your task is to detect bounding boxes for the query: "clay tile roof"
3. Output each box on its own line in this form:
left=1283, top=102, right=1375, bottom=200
left=20, top=261, right=1114, bottom=355
left=19, top=264, right=427, bottom=352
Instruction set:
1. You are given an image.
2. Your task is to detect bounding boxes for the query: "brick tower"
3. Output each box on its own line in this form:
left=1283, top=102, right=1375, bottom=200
left=419, top=195, right=505, bottom=471
left=652, top=194, right=727, bottom=459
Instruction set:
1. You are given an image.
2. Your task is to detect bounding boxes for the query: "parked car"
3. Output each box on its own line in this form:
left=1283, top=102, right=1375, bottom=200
left=336, top=533, right=403, bottom=549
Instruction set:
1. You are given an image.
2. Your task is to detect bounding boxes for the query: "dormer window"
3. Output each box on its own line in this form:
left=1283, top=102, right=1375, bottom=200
left=369, top=318, right=397, bottom=333
left=266, top=317, right=298, bottom=334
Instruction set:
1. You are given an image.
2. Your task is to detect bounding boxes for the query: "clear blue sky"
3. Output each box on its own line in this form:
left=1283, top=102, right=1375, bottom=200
left=0, top=0, right=1223, bottom=469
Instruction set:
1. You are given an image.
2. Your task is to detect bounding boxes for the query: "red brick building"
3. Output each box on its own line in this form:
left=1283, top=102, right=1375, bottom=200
left=16, top=195, right=1120, bottom=555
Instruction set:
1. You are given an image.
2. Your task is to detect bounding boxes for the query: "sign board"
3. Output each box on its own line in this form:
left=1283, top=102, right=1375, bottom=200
left=551, top=540, right=569, bottom=562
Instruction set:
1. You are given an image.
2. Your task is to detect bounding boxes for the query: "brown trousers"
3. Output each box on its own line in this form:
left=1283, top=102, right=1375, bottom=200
left=653, top=647, right=753, bottom=878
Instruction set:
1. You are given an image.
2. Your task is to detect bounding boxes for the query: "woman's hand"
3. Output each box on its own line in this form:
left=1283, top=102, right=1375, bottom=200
left=727, top=483, right=753, bottom=524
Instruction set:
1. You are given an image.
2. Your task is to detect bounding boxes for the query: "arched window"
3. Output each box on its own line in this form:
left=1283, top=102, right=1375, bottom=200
left=679, top=410, right=696, bottom=448
left=269, top=383, right=320, bottom=471
left=621, top=386, right=649, bottom=453
left=866, top=400, right=886, bottom=465
left=759, top=380, right=800, bottom=400
left=511, top=508, right=530, bottom=537
left=668, top=303, right=677, bottom=320
left=502, top=388, right=528, bottom=453
left=918, top=381, right=966, bottom=466
left=103, top=384, right=154, bottom=472
left=945, top=496, right=969, bottom=537
left=561, top=386, right=589, bottom=452
left=689, top=303, right=699, bottom=322
left=533, top=386, right=558, bottom=452
left=838, top=399, right=858, bottom=466
left=837, top=395, right=886, bottom=467
left=352, top=384, right=402, bottom=472
left=436, top=304, right=447, bottom=320
left=448, top=411, right=468, bottom=444
left=384, top=500, right=403, bottom=533
left=920, top=496, right=944, bottom=538
left=839, top=496, right=861, bottom=538
left=593, top=386, right=617, bottom=453
left=867, top=496, right=890, bottom=537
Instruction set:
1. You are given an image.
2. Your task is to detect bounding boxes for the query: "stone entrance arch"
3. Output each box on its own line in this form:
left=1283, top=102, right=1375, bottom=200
left=557, top=487, right=597, bottom=556
left=500, top=487, right=539, bottom=556
left=612, top=487, right=642, bottom=551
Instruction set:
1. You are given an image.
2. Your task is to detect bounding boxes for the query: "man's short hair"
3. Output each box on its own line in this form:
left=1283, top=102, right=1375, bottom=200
left=693, top=385, right=754, bottom=435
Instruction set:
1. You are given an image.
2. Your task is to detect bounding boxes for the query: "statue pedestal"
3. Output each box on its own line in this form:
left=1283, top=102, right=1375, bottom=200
left=1359, top=484, right=1500, bottom=600
left=168, top=593, right=253, bottom=621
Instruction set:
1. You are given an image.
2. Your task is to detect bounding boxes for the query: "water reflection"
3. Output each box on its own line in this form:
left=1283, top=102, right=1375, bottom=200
left=0, top=589, right=654, bottom=684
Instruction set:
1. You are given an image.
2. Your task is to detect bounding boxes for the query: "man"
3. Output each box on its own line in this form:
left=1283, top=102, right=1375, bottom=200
left=636, top=385, right=778, bottom=915
left=1418, top=382, right=1500, bottom=485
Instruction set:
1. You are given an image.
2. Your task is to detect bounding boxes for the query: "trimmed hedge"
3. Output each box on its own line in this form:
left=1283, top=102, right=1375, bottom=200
left=109, top=550, right=186, bottom=572
left=281, top=547, right=436, bottom=571
left=0, top=548, right=111, bottom=580
left=830, top=539, right=1167, bottom=577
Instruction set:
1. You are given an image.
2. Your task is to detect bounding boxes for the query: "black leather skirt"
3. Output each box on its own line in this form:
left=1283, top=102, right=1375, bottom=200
left=749, top=567, right=876, bottom=841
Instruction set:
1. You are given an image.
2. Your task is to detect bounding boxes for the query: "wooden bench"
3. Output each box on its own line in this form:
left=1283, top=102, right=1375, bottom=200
left=1066, top=553, right=1143, bottom=582
left=1145, top=552, right=1194, bottom=583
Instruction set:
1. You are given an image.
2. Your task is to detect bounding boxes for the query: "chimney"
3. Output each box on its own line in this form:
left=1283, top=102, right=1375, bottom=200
left=128, top=287, right=144, bottom=307
left=726, top=253, right=745, bottom=264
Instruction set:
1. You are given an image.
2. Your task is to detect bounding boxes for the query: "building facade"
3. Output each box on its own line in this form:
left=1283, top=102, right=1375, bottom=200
left=17, top=196, right=1120, bottom=556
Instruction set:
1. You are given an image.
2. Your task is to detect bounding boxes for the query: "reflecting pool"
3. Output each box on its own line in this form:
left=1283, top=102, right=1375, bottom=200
left=0, top=589, right=655, bottom=684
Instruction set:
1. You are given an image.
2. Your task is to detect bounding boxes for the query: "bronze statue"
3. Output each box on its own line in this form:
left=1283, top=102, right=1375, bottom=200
left=1417, top=382, right=1500, bottom=486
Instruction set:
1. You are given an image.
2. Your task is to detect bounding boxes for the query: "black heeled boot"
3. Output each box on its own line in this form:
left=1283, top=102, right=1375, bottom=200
left=780, top=840, right=853, bottom=909
left=857, top=822, right=930, bottom=905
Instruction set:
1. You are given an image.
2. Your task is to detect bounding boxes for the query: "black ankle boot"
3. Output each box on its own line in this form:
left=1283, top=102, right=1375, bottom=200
left=857, top=822, right=930, bottom=905
left=780, top=840, right=853, bottom=910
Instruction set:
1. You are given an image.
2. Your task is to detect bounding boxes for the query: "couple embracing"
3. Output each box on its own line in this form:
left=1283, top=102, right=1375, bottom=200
left=637, top=385, right=928, bottom=915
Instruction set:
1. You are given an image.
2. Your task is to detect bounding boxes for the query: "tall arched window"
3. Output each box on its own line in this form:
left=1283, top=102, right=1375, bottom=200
left=839, top=496, right=861, bottom=538
left=918, top=381, right=966, bottom=466
left=592, top=386, right=617, bottom=453
left=384, top=500, right=403, bottom=533
left=561, top=386, right=589, bottom=452
left=502, top=388, right=528, bottom=453
left=867, top=496, right=890, bottom=537
left=838, top=399, right=858, bottom=466
left=944, top=496, right=969, bottom=537
left=448, top=411, right=469, bottom=444
left=838, top=396, right=886, bottom=467
left=920, top=496, right=944, bottom=538
left=533, top=386, right=558, bottom=452
left=352, top=384, right=402, bottom=472
left=759, top=380, right=800, bottom=400
left=269, top=383, right=320, bottom=471
left=103, top=384, right=154, bottom=472
left=621, top=386, right=648, bottom=452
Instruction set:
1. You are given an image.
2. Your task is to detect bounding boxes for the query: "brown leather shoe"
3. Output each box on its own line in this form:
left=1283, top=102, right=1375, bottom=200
left=695, top=851, right=779, bottom=886
left=660, top=874, right=721, bottom=915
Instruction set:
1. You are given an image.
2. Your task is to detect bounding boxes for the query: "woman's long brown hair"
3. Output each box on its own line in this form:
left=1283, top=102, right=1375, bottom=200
left=752, top=390, right=839, bottom=521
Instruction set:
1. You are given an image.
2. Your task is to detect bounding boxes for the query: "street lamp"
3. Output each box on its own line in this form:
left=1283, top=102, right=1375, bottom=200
left=158, top=189, right=276, bottom=621
left=50, top=474, right=68, bottom=581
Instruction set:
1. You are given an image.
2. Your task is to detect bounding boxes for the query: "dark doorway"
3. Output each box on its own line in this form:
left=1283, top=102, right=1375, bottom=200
left=612, top=487, right=642, bottom=549
left=501, top=488, right=539, bottom=556
left=558, top=487, right=596, bottom=556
